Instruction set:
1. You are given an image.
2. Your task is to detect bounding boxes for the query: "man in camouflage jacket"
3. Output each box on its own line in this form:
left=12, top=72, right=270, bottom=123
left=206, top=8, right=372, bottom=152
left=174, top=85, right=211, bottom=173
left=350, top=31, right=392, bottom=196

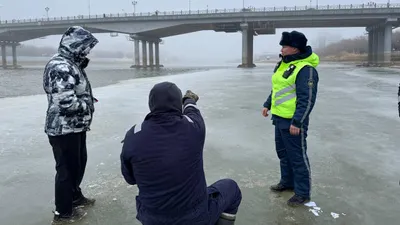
left=43, top=26, right=98, bottom=224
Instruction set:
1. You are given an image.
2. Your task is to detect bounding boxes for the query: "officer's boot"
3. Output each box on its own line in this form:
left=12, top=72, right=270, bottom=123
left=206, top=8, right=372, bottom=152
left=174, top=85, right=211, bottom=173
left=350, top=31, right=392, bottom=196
left=270, top=183, right=294, bottom=192
left=216, top=212, right=236, bottom=225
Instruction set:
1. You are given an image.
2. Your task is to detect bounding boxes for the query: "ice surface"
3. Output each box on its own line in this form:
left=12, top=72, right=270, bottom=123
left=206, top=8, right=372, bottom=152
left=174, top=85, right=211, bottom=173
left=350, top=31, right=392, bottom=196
left=1, top=65, right=400, bottom=225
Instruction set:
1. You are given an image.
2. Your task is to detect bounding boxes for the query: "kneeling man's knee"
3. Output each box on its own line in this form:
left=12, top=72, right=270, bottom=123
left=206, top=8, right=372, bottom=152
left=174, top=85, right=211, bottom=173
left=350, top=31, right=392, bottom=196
left=222, top=178, right=242, bottom=202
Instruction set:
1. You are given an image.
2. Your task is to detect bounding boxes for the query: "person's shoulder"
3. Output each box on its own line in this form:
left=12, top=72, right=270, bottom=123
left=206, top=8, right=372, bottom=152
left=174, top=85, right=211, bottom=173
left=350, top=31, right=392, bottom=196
left=273, top=59, right=283, bottom=72
left=296, top=65, right=319, bottom=88
left=46, top=55, right=75, bottom=72
left=121, top=123, right=143, bottom=144
left=298, top=65, right=318, bottom=77
left=46, top=62, right=73, bottom=75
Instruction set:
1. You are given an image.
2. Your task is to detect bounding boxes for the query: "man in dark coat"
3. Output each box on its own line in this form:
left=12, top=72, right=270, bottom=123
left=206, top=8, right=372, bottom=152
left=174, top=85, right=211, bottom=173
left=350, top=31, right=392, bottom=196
left=120, top=82, right=242, bottom=225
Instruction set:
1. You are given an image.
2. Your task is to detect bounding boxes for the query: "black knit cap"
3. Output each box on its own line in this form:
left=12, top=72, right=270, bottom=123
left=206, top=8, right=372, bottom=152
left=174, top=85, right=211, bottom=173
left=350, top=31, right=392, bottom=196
left=279, top=31, right=308, bottom=51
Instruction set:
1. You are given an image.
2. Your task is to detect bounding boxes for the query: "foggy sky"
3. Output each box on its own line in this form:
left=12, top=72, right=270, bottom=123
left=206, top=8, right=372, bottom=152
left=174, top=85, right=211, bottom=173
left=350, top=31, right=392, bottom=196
left=0, top=0, right=391, bottom=62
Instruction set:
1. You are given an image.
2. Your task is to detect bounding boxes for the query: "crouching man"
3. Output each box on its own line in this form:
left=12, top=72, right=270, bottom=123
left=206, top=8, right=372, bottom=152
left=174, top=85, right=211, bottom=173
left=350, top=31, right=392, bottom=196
left=120, top=82, right=242, bottom=225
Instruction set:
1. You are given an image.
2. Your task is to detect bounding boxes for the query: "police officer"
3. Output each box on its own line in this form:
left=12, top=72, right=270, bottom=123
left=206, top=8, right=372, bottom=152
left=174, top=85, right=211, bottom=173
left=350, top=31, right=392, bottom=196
left=262, top=30, right=319, bottom=206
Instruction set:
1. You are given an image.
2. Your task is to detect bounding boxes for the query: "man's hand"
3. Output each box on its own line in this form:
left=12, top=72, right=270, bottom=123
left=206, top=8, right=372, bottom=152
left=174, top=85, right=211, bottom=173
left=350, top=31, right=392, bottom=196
left=262, top=108, right=269, bottom=117
left=183, top=90, right=199, bottom=102
left=289, top=125, right=300, bottom=136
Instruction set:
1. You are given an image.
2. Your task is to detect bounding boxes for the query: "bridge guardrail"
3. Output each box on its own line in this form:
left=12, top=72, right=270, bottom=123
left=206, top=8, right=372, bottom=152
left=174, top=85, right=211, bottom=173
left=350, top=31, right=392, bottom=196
left=0, top=3, right=399, bottom=26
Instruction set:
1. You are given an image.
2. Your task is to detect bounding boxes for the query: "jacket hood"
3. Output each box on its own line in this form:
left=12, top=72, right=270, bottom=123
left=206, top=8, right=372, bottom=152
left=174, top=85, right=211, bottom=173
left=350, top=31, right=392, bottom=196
left=58, top=26, right=99, bottom=63
left=146, top=82, right=183, bottom=119
left=281, top=45, right=319, bottom=67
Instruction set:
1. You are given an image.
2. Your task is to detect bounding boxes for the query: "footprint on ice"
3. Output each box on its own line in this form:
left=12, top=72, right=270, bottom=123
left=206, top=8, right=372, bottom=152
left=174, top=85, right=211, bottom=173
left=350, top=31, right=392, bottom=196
left=331, top=212, right=340, bottom=219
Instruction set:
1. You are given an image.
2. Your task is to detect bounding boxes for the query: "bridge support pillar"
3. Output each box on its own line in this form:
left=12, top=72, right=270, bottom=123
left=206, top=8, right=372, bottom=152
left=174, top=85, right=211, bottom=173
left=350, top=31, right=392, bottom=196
left=142, top=40, right=147, bottom=68
left=368, top=30, right=373, bottom=65
left=1, top=45, right=6, bottom=69
left=372, top=29, right=379, bottom=64
left=238, top=23, right=256, bottom=68
left=130, top=35, right=163, bottom=69
left=155, top=41, right=160, bottom=68
left=383, top=24, right=392, bottom=65
left=148, top=41, right=154, bottom=68
left=134, top=39, right=140, bottom=67
left=12, top=45, right=17, bottom=68
left=367, top=23, right=392, bottom=66
left=377, top=27, right=385, bottom=64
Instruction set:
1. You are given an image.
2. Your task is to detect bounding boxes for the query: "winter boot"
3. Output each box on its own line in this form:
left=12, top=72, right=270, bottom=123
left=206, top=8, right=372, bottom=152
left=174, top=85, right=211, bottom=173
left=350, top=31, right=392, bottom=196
left=51, top=208, right=87, bottom=224
left=269, top=183, right=294, bottom=192
left=287, top=194, right=310, bottom=207
left=73, top=196, right=96, bottom=208
left=216, top=212, right=236, bottom=225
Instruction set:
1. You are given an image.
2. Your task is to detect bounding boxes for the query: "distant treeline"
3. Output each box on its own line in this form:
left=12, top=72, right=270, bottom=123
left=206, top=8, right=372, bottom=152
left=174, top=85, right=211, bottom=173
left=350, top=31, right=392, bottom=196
left=4, top=45, right=130, bottom=58
left=315, top=30, right=400, bottom=57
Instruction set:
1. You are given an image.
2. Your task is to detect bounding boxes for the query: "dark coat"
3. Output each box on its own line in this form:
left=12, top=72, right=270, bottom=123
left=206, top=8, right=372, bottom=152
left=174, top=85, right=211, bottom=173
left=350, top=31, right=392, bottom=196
left=120, top=82, right=209, bottom=224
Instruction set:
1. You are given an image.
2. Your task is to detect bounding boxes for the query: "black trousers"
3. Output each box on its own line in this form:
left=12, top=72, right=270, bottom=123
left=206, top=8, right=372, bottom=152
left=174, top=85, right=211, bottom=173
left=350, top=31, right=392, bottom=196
left=48, top=132, right=88, bottom=214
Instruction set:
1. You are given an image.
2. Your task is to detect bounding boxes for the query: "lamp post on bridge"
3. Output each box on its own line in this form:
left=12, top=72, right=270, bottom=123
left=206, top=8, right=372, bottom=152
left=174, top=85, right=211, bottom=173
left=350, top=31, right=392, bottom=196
left=45, top=7, right=49, bottom=19
left=132, top=1, right=138, bottom=14
left=88, top=0, right=91, bottom=16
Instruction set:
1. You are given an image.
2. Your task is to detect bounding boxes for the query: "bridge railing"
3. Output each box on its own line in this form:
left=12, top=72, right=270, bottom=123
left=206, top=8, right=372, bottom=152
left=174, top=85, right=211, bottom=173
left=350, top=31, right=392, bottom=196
left=0, top=3, right=399, bottom=25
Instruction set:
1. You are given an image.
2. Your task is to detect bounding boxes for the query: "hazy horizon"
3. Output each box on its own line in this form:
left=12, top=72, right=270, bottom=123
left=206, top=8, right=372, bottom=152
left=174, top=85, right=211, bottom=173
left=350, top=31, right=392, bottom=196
left=0, top=0, right=395, bottom=63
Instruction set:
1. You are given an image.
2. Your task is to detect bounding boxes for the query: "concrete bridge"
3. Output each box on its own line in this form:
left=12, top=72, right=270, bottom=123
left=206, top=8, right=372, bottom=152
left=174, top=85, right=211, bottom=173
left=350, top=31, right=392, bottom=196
left=0, top=3, right=400, bottom=69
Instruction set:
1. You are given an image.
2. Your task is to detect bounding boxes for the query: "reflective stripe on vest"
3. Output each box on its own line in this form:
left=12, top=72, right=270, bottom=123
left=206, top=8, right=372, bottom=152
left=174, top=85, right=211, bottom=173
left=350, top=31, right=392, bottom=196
left=275, top=85, right=296, bottom=106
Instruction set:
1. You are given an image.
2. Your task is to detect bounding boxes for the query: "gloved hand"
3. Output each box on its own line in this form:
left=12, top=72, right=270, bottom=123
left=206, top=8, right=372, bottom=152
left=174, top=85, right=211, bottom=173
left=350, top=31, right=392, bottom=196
left=183, top=90, right=199, bottom=103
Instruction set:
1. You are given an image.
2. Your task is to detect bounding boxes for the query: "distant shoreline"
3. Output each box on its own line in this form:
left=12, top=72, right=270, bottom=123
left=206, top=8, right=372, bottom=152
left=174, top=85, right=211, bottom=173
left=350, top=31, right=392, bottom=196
left=3, top=56, right=132, bottom=61
left=257, top=53, right=400, bottom=68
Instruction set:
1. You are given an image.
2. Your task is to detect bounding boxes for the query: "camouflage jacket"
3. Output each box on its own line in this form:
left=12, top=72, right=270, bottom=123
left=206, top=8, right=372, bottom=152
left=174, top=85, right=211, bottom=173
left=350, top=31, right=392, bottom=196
left=43, top=26, right=99, bottom=136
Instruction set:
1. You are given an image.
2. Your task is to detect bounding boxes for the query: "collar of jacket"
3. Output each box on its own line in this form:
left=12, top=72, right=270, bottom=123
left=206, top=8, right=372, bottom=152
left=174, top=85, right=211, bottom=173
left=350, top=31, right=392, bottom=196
left=281, top=45, right=313, bottom=64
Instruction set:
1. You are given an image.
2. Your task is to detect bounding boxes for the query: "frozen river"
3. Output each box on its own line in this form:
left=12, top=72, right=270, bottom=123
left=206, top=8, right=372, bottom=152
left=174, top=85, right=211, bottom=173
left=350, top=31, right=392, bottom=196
left=0, top=61, right=400, bottom=225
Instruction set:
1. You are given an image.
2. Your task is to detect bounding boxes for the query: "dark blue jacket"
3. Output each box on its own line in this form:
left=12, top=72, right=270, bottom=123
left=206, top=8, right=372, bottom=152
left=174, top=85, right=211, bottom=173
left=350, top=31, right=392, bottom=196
left=120, top=82, right=208, bottom=225
left=263, top=46, right=319, bottom=128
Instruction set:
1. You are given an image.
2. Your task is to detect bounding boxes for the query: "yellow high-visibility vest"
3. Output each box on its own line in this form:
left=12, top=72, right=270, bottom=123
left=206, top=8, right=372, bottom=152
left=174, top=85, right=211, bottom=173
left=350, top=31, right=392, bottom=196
left=270, top=53, right=319, bottom=119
